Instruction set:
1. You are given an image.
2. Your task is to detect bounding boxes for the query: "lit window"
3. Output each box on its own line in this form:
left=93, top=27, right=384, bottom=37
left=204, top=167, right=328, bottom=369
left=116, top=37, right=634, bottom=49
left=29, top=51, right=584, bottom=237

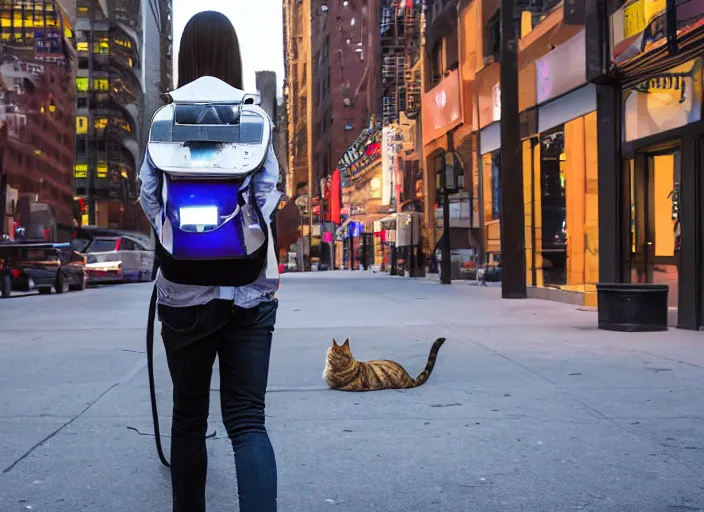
left=49, top=104, right=56, bottom=113
left=94, top=118, right=108, bottom=129
left=99, top=38, right=109, bottom=54
left=76, top=117, right=88, bottom=134
left=120, top=122, right=131, bottom=133
left=97, top=162, right=108, bottom=179
left=74, top=163, right=88, bottom=179
left=0, top=12, right=10, bottom=28
left=77, top=41, right=88, bottom=52
left=94, top=78, right=109, bottom=91
left=78, top=7, right=88, bottom=14
left=64, top=27, right=73, bottom=39
left=76, top=77, right=88, bottom=91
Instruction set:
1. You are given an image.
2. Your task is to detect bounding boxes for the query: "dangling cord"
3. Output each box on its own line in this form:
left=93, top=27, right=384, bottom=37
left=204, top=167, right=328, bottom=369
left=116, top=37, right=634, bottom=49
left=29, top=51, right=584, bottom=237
left=147, top=282, right=170, bottom=467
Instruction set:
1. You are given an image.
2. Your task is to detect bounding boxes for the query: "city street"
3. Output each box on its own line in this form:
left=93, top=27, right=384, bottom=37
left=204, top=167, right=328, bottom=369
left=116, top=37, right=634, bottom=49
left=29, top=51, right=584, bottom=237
left=1, top=272, right=704, bottom=511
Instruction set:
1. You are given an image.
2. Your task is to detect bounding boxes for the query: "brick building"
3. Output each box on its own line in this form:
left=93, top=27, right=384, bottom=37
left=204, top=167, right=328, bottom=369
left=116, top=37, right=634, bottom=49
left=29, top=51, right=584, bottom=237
left=0, top=0, right=77, bottom=241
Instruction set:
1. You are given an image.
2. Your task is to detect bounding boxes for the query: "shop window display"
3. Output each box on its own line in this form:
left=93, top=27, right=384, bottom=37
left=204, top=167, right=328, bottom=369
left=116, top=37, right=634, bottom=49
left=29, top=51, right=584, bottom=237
left=539, top=130, right=566, bottom=286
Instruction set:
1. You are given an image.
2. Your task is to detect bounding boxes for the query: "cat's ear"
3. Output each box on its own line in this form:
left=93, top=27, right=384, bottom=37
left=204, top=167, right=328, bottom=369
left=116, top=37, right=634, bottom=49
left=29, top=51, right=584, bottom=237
left=342, top=338, right=350, bottom=348
left=332, top=339, right=339, bottom=347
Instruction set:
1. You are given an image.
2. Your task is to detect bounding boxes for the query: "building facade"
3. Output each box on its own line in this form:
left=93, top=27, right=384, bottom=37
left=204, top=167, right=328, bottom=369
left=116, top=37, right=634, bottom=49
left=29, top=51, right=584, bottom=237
left=283, top=0, right=311, bottom=203
left=421, top=0, right=592, bottom=289
left=73, top=0, right=171, bottom=231
left=284, top=0, right=380, bottom=268
left=379, top=0, right=423, bottom=216
left=590, top=0, right=704, bottom=329
left=0, top=0, right=77, bottom=242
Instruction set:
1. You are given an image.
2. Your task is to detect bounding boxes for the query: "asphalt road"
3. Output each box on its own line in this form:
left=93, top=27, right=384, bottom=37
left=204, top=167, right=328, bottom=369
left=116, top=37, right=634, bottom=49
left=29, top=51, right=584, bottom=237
left=1, top=272, right=703, bottom=512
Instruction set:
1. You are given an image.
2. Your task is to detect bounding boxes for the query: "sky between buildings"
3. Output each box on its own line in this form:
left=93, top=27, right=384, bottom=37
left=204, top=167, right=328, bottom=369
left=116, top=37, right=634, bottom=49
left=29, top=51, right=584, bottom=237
left=172, top=0, right=285, bottom=100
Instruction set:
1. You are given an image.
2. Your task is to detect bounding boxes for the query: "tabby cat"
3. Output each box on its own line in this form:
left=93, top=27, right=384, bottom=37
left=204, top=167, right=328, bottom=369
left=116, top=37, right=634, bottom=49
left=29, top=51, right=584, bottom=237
left=323, top=337, right=446, bottom=391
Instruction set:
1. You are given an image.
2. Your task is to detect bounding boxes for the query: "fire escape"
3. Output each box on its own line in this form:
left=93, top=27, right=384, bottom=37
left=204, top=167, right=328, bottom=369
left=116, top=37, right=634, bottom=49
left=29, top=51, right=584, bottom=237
left=283, top=0, right=309, bottom=194
left=403, top=2, right=422, bottom=120
left=380, top=0, right=422, bottom=125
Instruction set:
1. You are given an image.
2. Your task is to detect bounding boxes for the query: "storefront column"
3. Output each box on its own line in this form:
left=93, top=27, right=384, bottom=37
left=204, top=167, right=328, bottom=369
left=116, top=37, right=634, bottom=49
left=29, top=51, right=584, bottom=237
left=678, top=136, right=700, bottom=329
left=499, top=0, right=526, bottom=298
left=596, top=82, right=626, bottom=284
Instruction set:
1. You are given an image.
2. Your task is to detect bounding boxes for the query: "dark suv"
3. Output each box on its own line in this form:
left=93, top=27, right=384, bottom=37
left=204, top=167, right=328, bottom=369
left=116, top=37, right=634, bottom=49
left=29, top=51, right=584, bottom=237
left=0, top=242, right=88, bottom=298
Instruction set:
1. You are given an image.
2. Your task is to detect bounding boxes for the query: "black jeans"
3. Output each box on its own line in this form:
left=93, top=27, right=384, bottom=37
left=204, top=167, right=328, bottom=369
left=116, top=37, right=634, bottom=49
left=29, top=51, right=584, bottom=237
left=158, top=299, right=278, bottom=512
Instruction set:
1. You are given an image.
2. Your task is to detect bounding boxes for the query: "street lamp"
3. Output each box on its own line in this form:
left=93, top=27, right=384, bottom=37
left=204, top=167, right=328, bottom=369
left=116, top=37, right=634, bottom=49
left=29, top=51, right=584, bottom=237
left=295, top=193, right=309, bottom=271
left=437, top=147, right=458, bottom=285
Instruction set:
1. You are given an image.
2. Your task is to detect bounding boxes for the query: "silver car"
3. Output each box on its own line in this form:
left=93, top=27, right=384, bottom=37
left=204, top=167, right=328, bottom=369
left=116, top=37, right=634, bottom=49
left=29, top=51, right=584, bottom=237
left=84, top=235, right=156, bottom=284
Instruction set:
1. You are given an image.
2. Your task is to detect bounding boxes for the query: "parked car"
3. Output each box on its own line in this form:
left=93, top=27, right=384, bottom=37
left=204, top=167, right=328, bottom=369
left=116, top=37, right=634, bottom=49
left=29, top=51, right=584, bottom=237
left=0, top=242, right=88, bottom=297
left=83, top=235, right=156, bottom=284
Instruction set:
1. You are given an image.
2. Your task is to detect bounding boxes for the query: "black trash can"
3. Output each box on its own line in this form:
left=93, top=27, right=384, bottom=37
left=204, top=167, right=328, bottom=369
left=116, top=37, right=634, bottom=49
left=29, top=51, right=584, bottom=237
left=596, top=283, right=669, bottom=332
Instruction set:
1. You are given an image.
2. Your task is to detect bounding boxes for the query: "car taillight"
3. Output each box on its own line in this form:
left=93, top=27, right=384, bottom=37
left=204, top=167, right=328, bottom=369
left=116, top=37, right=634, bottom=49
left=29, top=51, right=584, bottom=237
left=10, top=269, right=21, bottom=278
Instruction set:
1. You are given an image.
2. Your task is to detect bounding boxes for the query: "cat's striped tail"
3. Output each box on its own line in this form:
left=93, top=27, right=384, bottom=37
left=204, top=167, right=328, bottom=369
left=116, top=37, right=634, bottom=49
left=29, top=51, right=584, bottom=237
left=412, top=337, right=446, bottom=387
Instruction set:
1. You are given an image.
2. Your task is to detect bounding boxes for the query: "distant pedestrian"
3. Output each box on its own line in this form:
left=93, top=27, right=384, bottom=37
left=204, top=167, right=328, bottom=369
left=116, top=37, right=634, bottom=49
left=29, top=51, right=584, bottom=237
left=139, top=11, right=280, bottom=512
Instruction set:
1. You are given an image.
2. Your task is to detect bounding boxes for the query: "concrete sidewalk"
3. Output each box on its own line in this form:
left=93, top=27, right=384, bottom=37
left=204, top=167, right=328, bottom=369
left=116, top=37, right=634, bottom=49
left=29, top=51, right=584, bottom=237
left=0, top=271, right=703, bottom=511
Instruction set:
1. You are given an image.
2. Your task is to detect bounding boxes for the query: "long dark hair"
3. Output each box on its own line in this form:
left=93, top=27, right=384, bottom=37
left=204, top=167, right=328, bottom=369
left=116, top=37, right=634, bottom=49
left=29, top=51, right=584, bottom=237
left=177, top=11, right=243, bottom=89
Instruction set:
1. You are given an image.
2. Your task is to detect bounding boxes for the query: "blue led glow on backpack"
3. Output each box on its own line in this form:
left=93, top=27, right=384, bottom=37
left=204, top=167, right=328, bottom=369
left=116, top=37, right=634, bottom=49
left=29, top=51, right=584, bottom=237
left=147, top=76, right=272, bottom=261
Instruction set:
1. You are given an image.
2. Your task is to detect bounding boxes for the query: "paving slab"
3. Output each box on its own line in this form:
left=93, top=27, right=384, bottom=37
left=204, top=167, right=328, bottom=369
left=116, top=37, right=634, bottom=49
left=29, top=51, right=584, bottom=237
left=0, top=271, right=702, bottom=511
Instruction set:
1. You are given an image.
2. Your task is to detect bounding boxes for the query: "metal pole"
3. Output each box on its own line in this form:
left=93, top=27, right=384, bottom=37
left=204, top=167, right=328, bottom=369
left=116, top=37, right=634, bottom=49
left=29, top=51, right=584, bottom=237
left=299, top=207, right=303, bottom=272
left=440, top=146, right=451, bottom=285
left=0, top=125, right=5, bottom=238
left=499, top=0, right=526, bottom=298
left=307, top=193, right=312, bottom=271
left=87, top=0, right=96, bottom=225
left=0, top=174, right=6, bottom=238
left=304, top=0, right=313, bottom=272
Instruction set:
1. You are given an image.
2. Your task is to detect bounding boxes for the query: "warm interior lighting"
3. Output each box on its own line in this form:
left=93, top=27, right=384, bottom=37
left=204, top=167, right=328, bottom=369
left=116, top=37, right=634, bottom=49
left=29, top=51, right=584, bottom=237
left=76, top=117, right=88, bottom=134
left=74, top=164, right=88, bottom=178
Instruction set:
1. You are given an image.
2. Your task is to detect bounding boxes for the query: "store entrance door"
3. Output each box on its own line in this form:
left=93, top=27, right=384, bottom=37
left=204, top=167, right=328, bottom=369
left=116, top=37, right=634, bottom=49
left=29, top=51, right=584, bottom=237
left=629, top=148, right=681, bottom=310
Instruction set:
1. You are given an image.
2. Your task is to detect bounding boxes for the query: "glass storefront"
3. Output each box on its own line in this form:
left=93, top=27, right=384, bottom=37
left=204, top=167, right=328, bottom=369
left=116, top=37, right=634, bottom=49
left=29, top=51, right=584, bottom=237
left=619, top=57, right=703, bottom=321
left=481, top=150, right=501, bottom=259
left=523, top=112, right=600, bottom=305
left=628, top=148, right=681, bottom=311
